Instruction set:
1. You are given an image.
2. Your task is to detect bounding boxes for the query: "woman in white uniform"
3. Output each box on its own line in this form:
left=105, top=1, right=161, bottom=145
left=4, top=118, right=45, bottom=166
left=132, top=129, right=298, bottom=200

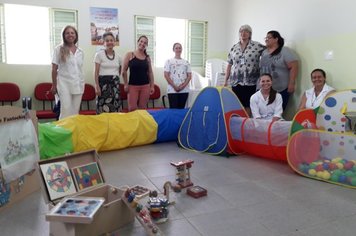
left=298, top=68, right=335, bottom=110
left=250, top=73, right=283, bottom=121
left=51, top=25, right=84, bottom=120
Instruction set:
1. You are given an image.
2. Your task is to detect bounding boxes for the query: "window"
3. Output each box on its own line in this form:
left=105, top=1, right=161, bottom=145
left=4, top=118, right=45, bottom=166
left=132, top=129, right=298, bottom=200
left=0, top=4, right=77, bottom=65
left=50, top=9, right=78, bottom=56
left=0, top=4, right=5, bottom=63
left=135, top=15, right=207, bottom=67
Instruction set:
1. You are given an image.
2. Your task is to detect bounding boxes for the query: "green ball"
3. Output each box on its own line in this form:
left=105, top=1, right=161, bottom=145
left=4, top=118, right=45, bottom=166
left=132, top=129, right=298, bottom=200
left=345, top=170, right=355, bottom=177
left=351, top=177, right=356, bottom=186
left=331, top=174, right=339, bottom=182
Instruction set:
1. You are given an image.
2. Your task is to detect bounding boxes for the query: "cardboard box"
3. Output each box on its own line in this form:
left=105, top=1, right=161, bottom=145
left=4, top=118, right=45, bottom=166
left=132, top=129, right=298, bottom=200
left=0, top=106, right=40, bottom=212
left=38, top=149, right=135, bottom=236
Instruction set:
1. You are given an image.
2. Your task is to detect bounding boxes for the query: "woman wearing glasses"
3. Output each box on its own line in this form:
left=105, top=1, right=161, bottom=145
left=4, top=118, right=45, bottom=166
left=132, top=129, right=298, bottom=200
left=260, top=30, right=298, bottom=110
left=224, top=25, right=265, bottom=116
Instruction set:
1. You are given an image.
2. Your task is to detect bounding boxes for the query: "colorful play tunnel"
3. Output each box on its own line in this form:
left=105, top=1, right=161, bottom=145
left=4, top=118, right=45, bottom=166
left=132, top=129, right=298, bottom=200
left=229, top=117, right=291, bottom=161
left=39, top=109, right=187, bottom=159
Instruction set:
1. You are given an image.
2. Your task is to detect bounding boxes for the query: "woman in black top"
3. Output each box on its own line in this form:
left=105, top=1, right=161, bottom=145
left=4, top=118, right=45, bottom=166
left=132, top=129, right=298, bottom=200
left=122, top=35, right=155, bottom=111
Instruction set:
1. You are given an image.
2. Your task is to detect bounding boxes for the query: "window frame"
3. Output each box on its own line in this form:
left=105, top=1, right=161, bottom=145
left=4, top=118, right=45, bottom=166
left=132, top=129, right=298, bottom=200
left=0, top=4, right=5, bottom=63
left=49, top=8, right=78, bottom=56
left=134, top=15, right=207, bottom=67
left=134, top=15, right=156, bottom=63
left=0, top=4, right=77, bottom=64
left=187, top=20, right=208, bottom=67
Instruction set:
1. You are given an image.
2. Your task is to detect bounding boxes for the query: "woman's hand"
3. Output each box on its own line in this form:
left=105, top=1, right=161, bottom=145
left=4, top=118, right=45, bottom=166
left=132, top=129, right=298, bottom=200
left=50, top=85, right=57, bottom=95
left=150, top=85, right=155, bottom=95
left=288, top=82, right=296, bottom=93
left=124, top=84, right=129, bottom=93
left=95, top=84, right=101, bottom=96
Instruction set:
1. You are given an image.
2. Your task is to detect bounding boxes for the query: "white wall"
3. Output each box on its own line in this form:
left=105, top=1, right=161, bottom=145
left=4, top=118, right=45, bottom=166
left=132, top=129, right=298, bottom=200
left=0, top=0, right=229, bottom=108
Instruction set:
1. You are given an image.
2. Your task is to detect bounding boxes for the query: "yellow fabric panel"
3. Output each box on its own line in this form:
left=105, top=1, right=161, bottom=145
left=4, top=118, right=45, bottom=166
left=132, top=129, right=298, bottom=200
left=100, top=110, right=158, bottom=151
left=54, top=110, right=158, bottom=152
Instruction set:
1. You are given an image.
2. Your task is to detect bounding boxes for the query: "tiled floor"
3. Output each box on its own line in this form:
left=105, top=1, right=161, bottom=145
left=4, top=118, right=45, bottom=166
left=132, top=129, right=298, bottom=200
left=1, top=142, right=356, bottom=236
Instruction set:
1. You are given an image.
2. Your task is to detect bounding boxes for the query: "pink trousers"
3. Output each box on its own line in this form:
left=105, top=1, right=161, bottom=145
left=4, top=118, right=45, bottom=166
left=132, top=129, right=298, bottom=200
left=127, top=84, right=150, bottom=111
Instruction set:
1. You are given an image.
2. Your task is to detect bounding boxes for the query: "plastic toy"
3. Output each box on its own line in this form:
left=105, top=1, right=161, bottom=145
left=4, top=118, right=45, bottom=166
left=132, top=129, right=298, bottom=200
left=170, top=160, right=194, bottom=188
left=288, top=90, right=356, bottom=188
left=147, top=190, right=170, bottom=224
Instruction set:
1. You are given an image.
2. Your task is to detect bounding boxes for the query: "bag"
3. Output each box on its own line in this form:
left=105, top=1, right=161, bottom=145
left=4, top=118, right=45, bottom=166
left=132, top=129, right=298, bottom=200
left=53, top=93, right=60, bottom=120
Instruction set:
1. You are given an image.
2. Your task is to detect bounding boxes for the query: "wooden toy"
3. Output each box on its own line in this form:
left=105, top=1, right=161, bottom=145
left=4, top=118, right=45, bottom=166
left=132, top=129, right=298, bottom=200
left=38, top=150, right=135, bottom=236
left=170, top=160, right=194, bottom=188
left=163, top=181, right=181, bottom=203
left=122, top=187, right=163, bottom=235
left=186, top=186, right=207, bottom=198
left=46, top=197, right=105, bottom=224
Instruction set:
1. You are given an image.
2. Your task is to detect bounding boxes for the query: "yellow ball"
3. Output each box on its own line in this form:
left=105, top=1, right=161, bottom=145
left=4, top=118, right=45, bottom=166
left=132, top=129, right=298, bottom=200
left=332, top=157, right=342, bottom=163
left=336, top=163, right=344, bottom=169
left=321, top=171, right=331, bottom=180
left=308, top=169, right=317, bottom=176
left=316, top=171, right=324, bottom=178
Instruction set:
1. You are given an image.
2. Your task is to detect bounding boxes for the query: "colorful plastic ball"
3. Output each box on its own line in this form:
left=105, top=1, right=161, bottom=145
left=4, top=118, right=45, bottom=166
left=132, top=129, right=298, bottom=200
left=345, top=170, right=355, bottom=177
left=328, top=163, right=338, bottom=171
left=309, top=163, right=317, bottom=169
left=322, top=163, right=330, bottom=170
left=308, top=169, right=317, bottom=176
left=350, top=177, right=356, bottom=186
left=344, top=161, right=354, bottom=170
left=333, top=169, right=342, bottom=176
left=315, top=164, right=324, bottom=171
left=338, top=175, right=347, bottom=183
left=316, top=171, right=324, bottom=178
left=321, top=171, right=331, bottom=180
left=332, top=157, right=342, bottom=163
left=331, top=174, right=339, bottom=182
left=336, top=163, right=344, bottom=169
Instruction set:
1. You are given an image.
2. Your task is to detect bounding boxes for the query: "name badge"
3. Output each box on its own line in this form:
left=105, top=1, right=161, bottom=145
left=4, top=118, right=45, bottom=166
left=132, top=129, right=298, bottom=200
left=239, top=57, right=245, bottom=65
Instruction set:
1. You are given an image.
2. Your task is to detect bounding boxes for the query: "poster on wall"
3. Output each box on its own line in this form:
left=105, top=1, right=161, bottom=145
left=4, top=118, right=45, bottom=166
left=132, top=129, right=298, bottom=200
left=0, top=119, right=39, bottom=183
left=90, top=7, right=119, bottom=46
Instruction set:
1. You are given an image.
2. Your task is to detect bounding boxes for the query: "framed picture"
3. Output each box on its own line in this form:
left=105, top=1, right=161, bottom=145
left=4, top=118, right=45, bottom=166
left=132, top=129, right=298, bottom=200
left=40, top=161, right=77, bottom=201
left=71, top=162, right=104, bottom=191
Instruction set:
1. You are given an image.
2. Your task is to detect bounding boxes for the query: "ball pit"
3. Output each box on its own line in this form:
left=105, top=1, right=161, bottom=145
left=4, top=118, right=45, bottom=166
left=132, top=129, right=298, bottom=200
left=298, top=158, right=356, bottom=186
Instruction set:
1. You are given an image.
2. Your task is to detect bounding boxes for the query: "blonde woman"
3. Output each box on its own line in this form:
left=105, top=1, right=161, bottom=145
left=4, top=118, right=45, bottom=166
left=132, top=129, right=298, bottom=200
left=51, top=25, right=84, bottom=119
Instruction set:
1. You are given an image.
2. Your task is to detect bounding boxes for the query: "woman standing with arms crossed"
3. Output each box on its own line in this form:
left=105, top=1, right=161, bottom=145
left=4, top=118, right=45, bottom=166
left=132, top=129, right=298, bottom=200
left=224, top=25, right=265, bottom=116
left=94, top=32, right=122, bottom=113
left=260, top=30, right=298, bottom=110
left=50, top=25, right=84, bottom=120
left=122, top=35, right=155, bottom=112
left=164, top=43, right=192, bottom=109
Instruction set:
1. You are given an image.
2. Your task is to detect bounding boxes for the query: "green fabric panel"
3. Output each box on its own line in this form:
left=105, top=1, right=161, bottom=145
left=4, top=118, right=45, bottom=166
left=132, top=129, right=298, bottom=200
left=38, top=123, right=73, bottom=160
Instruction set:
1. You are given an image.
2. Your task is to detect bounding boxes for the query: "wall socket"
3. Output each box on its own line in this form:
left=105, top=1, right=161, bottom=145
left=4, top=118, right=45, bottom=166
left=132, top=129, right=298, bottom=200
left=324, top=50, right=334, bottom=60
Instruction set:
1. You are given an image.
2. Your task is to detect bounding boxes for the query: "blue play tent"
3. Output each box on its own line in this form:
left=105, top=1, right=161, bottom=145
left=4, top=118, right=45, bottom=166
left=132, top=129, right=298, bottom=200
left=178, top=87, right=248, bottom=155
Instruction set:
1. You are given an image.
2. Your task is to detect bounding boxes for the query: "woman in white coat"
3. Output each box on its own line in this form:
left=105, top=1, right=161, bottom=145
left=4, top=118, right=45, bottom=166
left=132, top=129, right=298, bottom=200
left=250, top=73, right=283, bottom=121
